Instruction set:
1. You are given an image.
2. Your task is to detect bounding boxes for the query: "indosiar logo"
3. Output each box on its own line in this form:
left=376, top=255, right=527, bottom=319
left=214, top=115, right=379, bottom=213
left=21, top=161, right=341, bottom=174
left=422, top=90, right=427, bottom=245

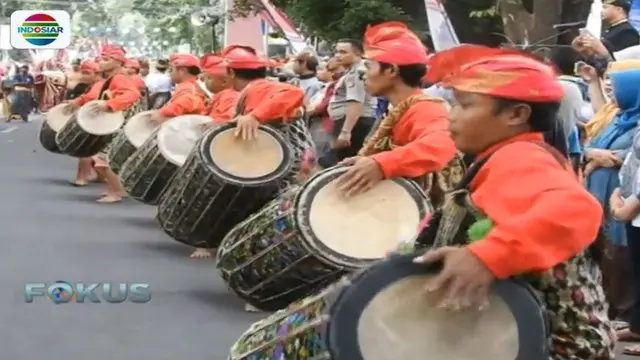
left=24, top=282, right=151, bottom=304
left=10, top=10, right=71, bottom=49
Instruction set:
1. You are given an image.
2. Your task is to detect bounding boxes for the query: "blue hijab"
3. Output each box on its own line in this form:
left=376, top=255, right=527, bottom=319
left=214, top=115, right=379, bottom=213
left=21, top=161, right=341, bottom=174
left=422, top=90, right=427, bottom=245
left=591, top=68, right=640, bottom=149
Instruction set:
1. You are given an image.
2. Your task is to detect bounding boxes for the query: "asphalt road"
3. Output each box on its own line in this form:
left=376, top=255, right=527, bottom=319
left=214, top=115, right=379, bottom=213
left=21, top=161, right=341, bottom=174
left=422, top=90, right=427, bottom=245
left=1, top=116, right=637, bottom=359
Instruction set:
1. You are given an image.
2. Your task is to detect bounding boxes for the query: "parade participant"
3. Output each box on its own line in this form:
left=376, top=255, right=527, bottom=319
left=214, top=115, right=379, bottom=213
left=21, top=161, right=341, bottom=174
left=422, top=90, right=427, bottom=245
left=71, top=60, right=103, bottom=187
left=10, top=65, right=35, bottom=122
left=124, top=59, right=147, bottom=92
left=336, top=22, right=457, bottom=201
left=222, top=45, right=304, bottom=140
left=139, top=59, right=150, bottom=78
left=146, top=59, right=172, bottom=109
left=148, top=54, right=206, bottom=124
left=65, top=59, right=85, bottom=100
left=66, top=45, right=141, bottom=203
left=200, top=54, right=239, bottom=122
left=412, top=45, right=615, bottom=359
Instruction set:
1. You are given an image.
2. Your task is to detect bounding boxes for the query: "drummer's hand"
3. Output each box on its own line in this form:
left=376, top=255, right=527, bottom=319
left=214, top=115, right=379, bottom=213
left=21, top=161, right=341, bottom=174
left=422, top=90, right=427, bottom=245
left=149, top=111, right=166, bottom=124
left=89, top=102, right=110, bottom=116
left=336, top=156, right=383, bottom=197
left=234, top=114, right=260, bottom=141
left=63, top=102, right=78, bottom=114
left=413, top=246, right=495, bottom=310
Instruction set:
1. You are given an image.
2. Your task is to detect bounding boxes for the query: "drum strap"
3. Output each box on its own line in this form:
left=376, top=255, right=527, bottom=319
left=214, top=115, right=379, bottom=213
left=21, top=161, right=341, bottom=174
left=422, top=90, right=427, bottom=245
left=98, top=76, right=115, bottom=99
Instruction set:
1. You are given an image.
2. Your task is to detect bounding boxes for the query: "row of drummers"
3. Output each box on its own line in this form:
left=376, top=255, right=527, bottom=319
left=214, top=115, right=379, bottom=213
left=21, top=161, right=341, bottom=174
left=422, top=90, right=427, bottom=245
left=40, top=42, right=479, bottom=359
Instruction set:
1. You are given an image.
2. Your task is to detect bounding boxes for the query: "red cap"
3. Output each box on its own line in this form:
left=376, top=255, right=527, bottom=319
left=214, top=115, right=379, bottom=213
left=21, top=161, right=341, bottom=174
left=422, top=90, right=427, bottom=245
left=125, top=59, right=140, bottom=69
left=169, top=53, right=201, bottom=68
left=80, top=60, right=100, bottom=73
left=100, top=44, right=127, bottom=63
left=200, top=54, right=226, bottom=75
left=363, top=22, right=428, bottom=65
left=222, top=45, right=267, bottom=69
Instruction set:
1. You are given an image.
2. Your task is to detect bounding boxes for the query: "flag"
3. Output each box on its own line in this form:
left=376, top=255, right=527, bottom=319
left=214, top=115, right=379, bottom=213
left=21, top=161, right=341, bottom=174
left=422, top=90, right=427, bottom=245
left=424, top=0, right=459, bottom=51
left=586, top=0, right=603, bottom=38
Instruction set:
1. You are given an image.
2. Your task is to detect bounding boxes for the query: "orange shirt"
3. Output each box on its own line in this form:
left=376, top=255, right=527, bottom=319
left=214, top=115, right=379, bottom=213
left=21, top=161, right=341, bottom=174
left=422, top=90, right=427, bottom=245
left=158, top=77, right=206, bottom=118
left=71, top=74, right=141, bottom=112
left=241, top=79, right=304, bottom=122
left=466, top=132, right=602, bottom=279
left=205, top=88, right=240, bottom=123
left=370, top=96, right=456, bottom=179
left=130, top=74, right=146, bottom=92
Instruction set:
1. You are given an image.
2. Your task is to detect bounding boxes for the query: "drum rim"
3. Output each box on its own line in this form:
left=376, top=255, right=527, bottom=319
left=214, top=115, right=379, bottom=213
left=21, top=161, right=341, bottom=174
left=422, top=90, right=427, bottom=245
left=157, top=114, right=212, bottom=166
left=124, top=110, right=157, bottom=148
left=44, top=103, right=73, bottom=132
left=76, top=100, right=125, bottom=135
left=293, top=166, right=432, bottom=270
left=199, top=123, right=294, bottom=187
left=324, top=253, right=550, bottom=360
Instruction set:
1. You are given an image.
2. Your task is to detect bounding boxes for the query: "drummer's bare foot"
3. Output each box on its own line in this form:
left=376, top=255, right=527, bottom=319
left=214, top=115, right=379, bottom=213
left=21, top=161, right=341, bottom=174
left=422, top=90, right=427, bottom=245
left=96, top=194, right=122, bottom=203
left=190, top=248, right=214, bottom=259
left=244, top=303, right=261, bottom=312
left=71, top=179, right=88, bottom=187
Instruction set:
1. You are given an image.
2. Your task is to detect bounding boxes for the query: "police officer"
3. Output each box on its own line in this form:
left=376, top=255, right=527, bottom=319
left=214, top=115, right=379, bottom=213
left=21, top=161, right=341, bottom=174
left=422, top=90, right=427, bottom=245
left=319, top=39, right=378, bottom=167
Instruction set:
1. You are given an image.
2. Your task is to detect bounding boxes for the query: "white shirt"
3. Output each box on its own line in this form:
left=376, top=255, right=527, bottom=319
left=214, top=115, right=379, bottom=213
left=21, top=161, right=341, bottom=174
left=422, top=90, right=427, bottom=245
left=145, top=73, right=172, bottom=93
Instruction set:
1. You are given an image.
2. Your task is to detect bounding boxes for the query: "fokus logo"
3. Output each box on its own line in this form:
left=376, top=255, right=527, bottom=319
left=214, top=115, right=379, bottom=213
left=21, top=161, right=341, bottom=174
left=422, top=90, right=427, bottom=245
left=10, top=10, right=71, bottom=49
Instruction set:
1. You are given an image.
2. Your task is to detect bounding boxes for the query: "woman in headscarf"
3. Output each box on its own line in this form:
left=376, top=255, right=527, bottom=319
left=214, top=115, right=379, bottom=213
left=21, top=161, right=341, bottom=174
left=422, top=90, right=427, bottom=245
left=585, top=63, right=640, bottom=323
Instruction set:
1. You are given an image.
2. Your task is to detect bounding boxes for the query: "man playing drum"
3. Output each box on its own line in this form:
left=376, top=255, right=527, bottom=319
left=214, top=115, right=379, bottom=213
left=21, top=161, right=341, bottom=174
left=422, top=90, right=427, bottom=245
left=335, top=22, right=457, bottom=201
left=125, top=59, right=147, bottom=94
left=412, top=46, right=615, bottom=359
left=148, top=54, right=206, bottom=124
left=200, top=54, right=240, bottom=123
left=71, top=60, right=103, bottom=187
left=66, top=45, right=142, bottom=203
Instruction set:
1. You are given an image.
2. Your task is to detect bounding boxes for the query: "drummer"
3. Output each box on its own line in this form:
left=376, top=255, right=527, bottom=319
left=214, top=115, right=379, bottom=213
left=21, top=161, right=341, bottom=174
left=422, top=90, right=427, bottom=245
left=412, top=46, right=615, bottom=358
left=71, top=60, right=103, bottom=187
left=335, top=22, right=457, bottom=199
left=148, top=54, right=206, bottom=124
left=200, top=54, right=240, bottom=122
left=66, top=44, right=142, bottom=203
left=124, top=59, right=147, bottom=93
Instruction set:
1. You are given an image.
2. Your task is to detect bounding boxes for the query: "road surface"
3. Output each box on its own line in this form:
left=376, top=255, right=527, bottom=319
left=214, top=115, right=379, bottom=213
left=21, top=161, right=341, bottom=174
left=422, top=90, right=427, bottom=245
left=0, top=117, right=635, bottom=359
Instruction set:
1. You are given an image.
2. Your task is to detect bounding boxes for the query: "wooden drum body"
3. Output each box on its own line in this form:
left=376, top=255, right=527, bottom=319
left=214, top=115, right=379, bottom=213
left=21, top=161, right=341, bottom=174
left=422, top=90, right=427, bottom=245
left=157, top=123, right=294, bottom=248
left=229, top=254, right=550, bottom=360
left=119, top=114, right=211, bottom=205
left=55, top=100, right=125, bottom=158
left=39, top=103, right=73, bottom=153
left=216, top=166, right=432, bottom=311
left=107, top=110, right=159, bottom=174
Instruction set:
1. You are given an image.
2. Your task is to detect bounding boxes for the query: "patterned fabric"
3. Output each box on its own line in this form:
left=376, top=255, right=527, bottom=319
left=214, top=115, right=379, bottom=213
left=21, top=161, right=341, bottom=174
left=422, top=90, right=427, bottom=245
left=416, top=150, right=615, bottom=360
left=359, top=94, right=466, bottom=208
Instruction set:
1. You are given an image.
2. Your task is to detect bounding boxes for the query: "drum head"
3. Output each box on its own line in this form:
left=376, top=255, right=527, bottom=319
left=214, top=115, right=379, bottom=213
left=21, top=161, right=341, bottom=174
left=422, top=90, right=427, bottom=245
left=157, top=114, right=212, bottom=166
left=202, top=124, right=292, bottom=186
left=124, top=110, right=160, bottom=148
left=295, top=166, right=432, bottom=269
left=326, top=254, right=548, bottom=360
left=76, top=100, right=125, bottom=135
left=45, top=103, right=73, bottom=132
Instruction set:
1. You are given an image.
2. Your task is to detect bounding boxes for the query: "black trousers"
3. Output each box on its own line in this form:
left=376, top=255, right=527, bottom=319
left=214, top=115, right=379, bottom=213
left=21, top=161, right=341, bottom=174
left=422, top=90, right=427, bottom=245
left=626, top=223, right=640, bottom=332
left=318, top=116, right=375, bottom=168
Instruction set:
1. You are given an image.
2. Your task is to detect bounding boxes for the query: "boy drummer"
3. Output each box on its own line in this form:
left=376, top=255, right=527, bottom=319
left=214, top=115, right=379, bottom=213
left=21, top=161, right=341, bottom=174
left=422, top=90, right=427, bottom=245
left=200, top=54, right=240, bottom=123
left=65, top=45, right=141, bottom=203
left=413, top=45, right=615, bottom=359
left=334, top=22, right=457, bottom=201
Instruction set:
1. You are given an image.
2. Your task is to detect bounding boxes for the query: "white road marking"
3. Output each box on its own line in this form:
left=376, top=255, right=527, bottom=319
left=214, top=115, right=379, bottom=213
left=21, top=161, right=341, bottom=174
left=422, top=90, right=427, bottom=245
left=0, top=126, right=18, bottom=134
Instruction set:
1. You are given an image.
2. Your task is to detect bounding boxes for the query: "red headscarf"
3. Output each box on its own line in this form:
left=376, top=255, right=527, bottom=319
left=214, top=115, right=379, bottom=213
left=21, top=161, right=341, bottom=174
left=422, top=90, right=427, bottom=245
left=79, top=60, right=100, bottom=73
left=169, top=53, right=200, bottom=68
left=222, top=45, right=267, bottom=69
left=200, top=54, right=226, bottom=75
left=125, top=59, right=140, bottom=69
left=363, top=22, right=428, bottom=65
left=426, top=45, right=564, bottom=103
left=100, top=44, right=127, bottom=63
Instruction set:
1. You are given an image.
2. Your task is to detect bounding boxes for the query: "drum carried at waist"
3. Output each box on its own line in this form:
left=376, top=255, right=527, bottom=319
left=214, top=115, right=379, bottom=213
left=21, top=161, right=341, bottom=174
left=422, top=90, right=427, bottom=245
left=55, top=100, right=125, bottom=158
left=157, top=123, right=294, bottom=248
left=216, top=165, right=432, bottom=311
left=119, top=114, right=212, bottom=205
left=107, top=110, right=160, bottom=174
left=228, top=253, right=550, bottom=360
left=39, top=103, right=74, bottom=153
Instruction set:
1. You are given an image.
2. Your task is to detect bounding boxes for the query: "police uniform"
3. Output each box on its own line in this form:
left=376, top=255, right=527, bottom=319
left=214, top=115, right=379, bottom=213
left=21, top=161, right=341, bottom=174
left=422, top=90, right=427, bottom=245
left=320, top=61, right=378, bottom=167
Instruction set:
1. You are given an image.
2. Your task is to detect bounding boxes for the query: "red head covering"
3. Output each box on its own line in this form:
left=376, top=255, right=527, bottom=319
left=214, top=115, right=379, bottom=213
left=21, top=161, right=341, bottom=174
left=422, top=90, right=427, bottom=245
left=79, top=60, right=100, bottom=73
left=363, top=22, right=428, bottom=65
left=200, top=54, right=226, bottom=75
left=125, top=59, right=140, bottom=69
left=426, top=45, right=563, bottom=102
left=100, top=44, right=127, bottom=63
left=169, top=53, right=201, bottom=69
left=222, top=45, right=267, bottom=69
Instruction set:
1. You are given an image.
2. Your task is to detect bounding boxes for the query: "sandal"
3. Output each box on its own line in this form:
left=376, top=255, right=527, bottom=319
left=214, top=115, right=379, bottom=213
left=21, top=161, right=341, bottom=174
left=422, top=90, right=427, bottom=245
left=624, top=344, right=640, bottom=356
left=617, top=328, right=640, bottom=342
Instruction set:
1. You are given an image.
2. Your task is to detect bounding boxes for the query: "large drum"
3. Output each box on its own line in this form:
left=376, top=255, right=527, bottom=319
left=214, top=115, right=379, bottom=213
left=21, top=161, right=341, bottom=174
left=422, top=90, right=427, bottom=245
left=55, top=100, right=125, bottom=158
left=106, top=110, right=159, bottom=174
left=39, top=103, right=73, bottom=153
left=228, top=253, right=550, bottom=360
left=216, top=166, right=432, bottom=311
left=119, top=114, right=212, bottom=205
left=157, top=123, right=294, bottom=247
